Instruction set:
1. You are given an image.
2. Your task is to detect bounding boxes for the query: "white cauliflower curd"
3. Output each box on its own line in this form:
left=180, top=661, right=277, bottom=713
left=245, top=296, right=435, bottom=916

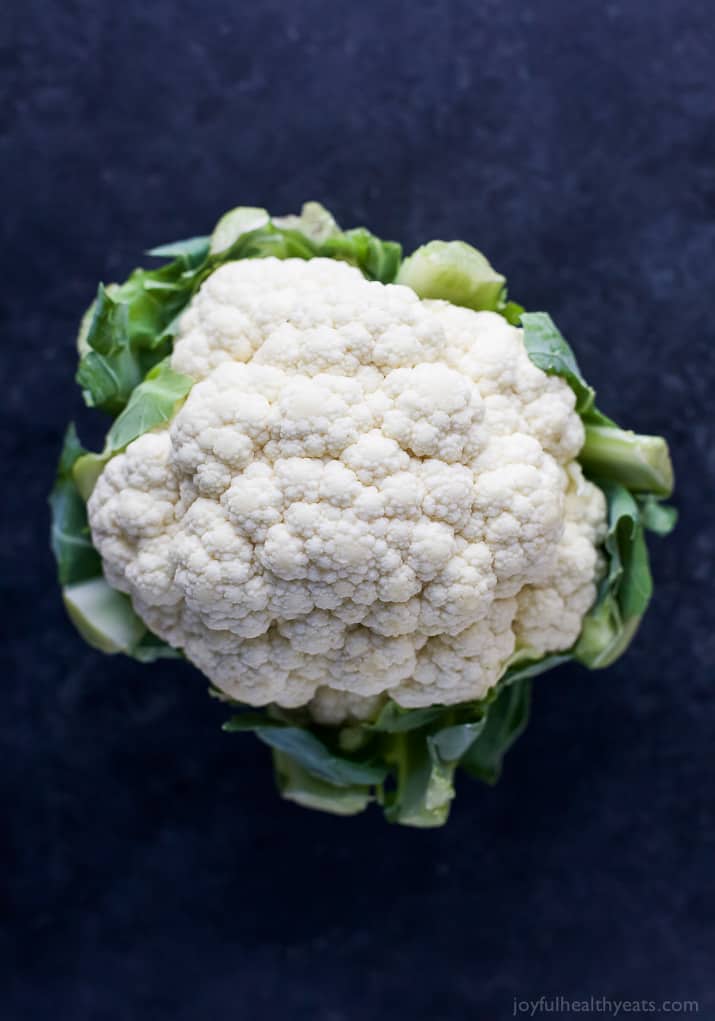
left=86, top=257, right=606, bottom=717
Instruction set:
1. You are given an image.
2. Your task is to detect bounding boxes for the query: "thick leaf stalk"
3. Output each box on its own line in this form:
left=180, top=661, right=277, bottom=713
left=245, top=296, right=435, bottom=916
left=581, top=425, right=674, bottom=497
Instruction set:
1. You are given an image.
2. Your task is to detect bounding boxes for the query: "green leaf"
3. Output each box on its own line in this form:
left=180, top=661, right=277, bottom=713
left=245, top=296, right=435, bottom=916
left=222, top=717, right=387, bottom=787
left=106, top=359, right=193, bottom=450
left=220, top=710, right=285, bottom=731
left=500, top=299, right=525, bottom=325
left=49, top=425, right=102, bottom=586
left=429, top=719, right=486, bottom=763
left=618, top=519, right=653, bottom=619
left=206, top=223, right=318, bottom=268
left=602, top=482, right=639, bottom=591
left=382, top=730, right=457, bottom=828
left=500, top=652, right=572, bottom=686
left=369, top=701, right=448, bottom=733
left=132, top=631, right=184, bottom=662
left=272, top=750, right=371, bottom=816
left=73, top=358, right=194, bottom=499
left=76, top=261, right=198, bottom=414
left=76, top=346, right=146, bottom=414
left=147, top=236, right=211, bottom=262
left=55, top=422, right=85, bottom=476
left=574, top=482, right=652, bottom=668
left=461, top=678, right=531, bottom=785
left=321, top=227, right=402, bottom=283
left=601, top=483, right=653, bottom=617
left=84, top=284, right=129, bottom=356
left=520, top=311, right=596, bottom=415
left=76, top=292, right=109, bottom=357
left=581, top=405, right=618, bottom=428
left=638, top=496, right=678, bottom=535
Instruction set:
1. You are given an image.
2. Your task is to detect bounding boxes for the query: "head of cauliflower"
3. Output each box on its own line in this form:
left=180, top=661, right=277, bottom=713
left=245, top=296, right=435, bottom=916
left=87, top=256, right=606, bottom=722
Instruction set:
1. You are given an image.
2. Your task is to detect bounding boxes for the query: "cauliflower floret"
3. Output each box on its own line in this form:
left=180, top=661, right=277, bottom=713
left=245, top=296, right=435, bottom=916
left=514, top=464, right=607, bottom=655
left=308, top=689, right=386, bottom=727
left=87, top=258, right=606, bottom=713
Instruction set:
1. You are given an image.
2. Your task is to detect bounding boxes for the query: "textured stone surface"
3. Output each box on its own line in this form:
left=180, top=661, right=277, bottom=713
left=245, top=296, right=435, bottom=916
left=1, top=0, right=713, bottom=1017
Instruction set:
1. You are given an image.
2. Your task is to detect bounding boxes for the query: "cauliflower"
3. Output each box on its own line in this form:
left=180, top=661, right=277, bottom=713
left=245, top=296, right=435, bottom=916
left=51, top=203, right=675, bottom=826
left=86, top=257, right=605, bottom=714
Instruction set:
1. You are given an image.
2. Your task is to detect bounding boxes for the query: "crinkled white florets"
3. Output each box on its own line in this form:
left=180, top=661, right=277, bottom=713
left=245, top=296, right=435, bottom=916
left=87, top=257, right=606, bottom=720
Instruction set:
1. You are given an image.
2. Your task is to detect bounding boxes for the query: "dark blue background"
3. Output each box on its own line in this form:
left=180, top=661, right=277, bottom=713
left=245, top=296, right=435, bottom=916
left=2, top=2, right=714, bottom=1017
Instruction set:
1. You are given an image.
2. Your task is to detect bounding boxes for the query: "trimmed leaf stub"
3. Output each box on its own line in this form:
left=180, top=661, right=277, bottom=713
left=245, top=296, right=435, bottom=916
left=210, top=207, right=271, bottom=254
left=397, top=240, right=506, bottom=312
left=63, top=578, right=146, bottom=655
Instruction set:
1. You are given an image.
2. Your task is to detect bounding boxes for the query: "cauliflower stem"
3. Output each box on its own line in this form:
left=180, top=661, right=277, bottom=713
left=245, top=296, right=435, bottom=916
left=50, top=202, right=676, bottom=826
